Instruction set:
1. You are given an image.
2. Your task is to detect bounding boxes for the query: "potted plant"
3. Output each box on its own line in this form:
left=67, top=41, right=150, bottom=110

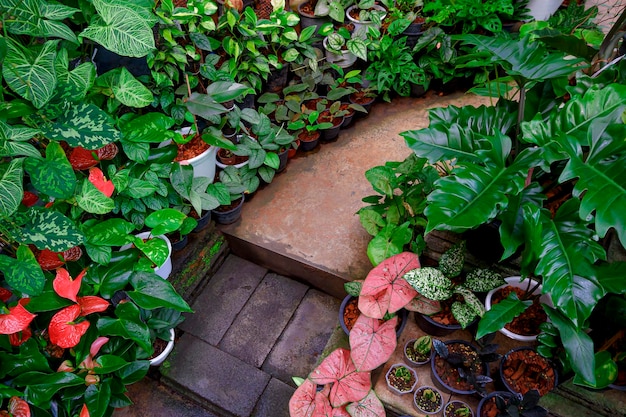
left=385, top=363, right=419, bottom=394
left=297, top=0, right=332, bottom=33
left=413, top=385, right=444, bottom=415
left=499, top=347, right=557, bottom=397
left=431, top=339, right=495, bottom=395
left=444, top=400, right=474, bottom=417
left=404, top=335, right=432, bottom=366
left=288, top=111, right=334, bottom=151
left=318, top=101, right=348, bottom=142
left=477, top=390, right=547, bottom=417
left=322, top=26, right=367, bottom=69
left=346, top=0, right=387, bottom=32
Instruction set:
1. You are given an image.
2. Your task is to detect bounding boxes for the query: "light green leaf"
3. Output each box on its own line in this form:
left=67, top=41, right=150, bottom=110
left=21, top=208, right=85, bottom=251
left=0, top=159, right=24, bottom=217
left=0, top=121, right=41, bottom=158
left=23, top=141, right=75, bottom=199
left=346, top=38, right=367, bottom=61
left=111, top=67, right=153, bottom=107
left=76, top=179, right=115, bottom=214
left=451, top=301, right=477, bottom=329
left=2, top=0, right=78, bottom=43
left=42, top=103, right=121, bottom=148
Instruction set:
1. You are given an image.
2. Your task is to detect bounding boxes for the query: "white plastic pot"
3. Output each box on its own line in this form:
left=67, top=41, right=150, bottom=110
left=345, top=5, right=386, bottom=32
left=322, top=37, right=357, bottom=69
left=525, top=0, right=562, bottom=21
left=173, top=126, right=218, bottom=181
left=485, top=276, right=553, bottom=342
left=120, top=232, right=172, bottom=280
left=149, top=328, right=175, bottom=366
left=385, top=363, right=418, bottom=395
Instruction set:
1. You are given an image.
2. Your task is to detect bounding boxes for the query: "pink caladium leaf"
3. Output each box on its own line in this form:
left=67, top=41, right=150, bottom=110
left=312, top=389, right=333, bottom=417
left=358, top=252, right=420, bottom=319
left=289, top=378, right=317, bottom=417
left=404, top=293, right=442, bottom=315
left=53, top=268, right=85, bottom=302
left=345, top=390, right=386, bottom=417
left=332, top=407, right=351, bottom=417
left=0, top=304, right=36, bottom=335
left=349, top=315, right=397, bottom=372
left=88, top=167, right=114, bottom=197
left=310, top=348, right=371, bottom=407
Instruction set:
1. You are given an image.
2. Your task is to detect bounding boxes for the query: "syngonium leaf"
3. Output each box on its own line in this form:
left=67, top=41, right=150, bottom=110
left=349, top=315, right=398, bottom=372
left=79, top=0, right=156, bottom=58
left=54, top=48, right=96, bottom=103
left=309, top=348, right=371, bottom=407
left=42, top=102, right=121, bottom=149
left=358, top=252, right=419, bottom=319
left=24, top=141, right=76, bottom=199
left=366, top=222, right=412, bottom=267
left=0, top=158, right=24, bottom=218
left=2, top=38, right=58, bottom=108
left=98, top=67, right=153, bottom=108
left=20, top=208, right=85, bottom=252
left=0, top=245, right=45, bottom=295
left=76, top=178, right=115, bottom=214
left=1, top=0, right=79, bottom=43
left=0, top=121, right=40, bottom=158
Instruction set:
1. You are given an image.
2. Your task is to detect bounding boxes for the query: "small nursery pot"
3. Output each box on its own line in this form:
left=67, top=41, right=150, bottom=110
left=213, top=194, right=245, bottom=225
left=431, top=339, right=488, bottom=395
left=476, top=391, right=513, bottom=417
left=192, top=210, right=212, bottom=233
left=404, top=338, right=431, bottom=366
left=385, top=363, right=418, bottom=395
left=443, top=400, right=474, bottom=417
left=298, top=131, right=320, bottom=152
left=413, top=385, right=444, bottom=415
left=339, top=295, right=408, bottom=338
left=149, top=328, right=175, bottom=366
left=500, top=347, right=557, bottom=397
left=120, top=232, right=172, bottom=280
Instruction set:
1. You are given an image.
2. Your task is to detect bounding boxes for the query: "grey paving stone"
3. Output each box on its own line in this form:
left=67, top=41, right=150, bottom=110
left=262, top=289, right=341, bottom=384
left=164, top=333, right=271, bottom=417
left=219, top=273, right=308, bottom=367
left=252, top=377, right=294, bottom=417
left=180, top=255, right=267, bottom=345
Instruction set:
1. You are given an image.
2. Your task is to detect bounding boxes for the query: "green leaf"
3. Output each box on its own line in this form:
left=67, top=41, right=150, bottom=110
left=97, top=302, right=152, bottom=352
left=464, top=269, right=505, bottom=292
left=42, top=103, right=121, bottom=148
left=185, top=92, right=228, bottom=119
left=0, top=339, right=51, bottom=379
left=365, top=166, right=394, bottom=197
left=366, top=222, right=412, bottom=266
left=573, top=350, right=618, bottom=389
left=20, top=208, right=85, bottom=251
left=346, top=38, right=367, bottom=61
left=0, top=245, right=46, bottom=296
left=2, top=0, right=78, bottom=42
left=498, top=183, right=545, bottom=259
left=111, top=67, right=153, bottom=107
left=596, top=262, right=626, bottom=294
left=23, top=141, right=75, bottom=199
left=476, top=292, right=531, bottom=339
left=403, top=124, right=483, bottom=165
left=438, top=241, right=465, bottom=278
left=115, top=360, right=149, bottom=385
left=84, top=218, right=135, bottom=246
left=127, top=271, right=193, bottom=312
left=264, top=152, right=280, bottom=170
left=450, top=301, right=477, bottom=329
left=358, top=208, right=385, bottom=236
left=76, top=178, right=115, bottom=214
left=79, top=0, right=156, bottom=58
left=133, top=236, right=169, bottom=268
left=3, top=39, right=58, bottom=108
left=144, top=208, right=186, bottom=235
left=0, top=158, right=24, bottom=217
left=85, top=382, right=111, bottom=417
left=0, top=121, right=41, bottom=158
left=53, top=51, right=96, bottom=103
left=404, top=267, right=454, bottom=301
left=14, top=371, right=84, bottom=407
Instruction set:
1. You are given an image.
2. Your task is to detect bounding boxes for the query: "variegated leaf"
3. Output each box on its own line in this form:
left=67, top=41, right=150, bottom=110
left=42, top=103, right=121, bottom=148
left=21, top=208, right=85, bottom=251
left=76, top=179, right=115, bottom=214
left=0, top=159, right=25, bottom=217
left=83, top=218, right=135, bottom=246
left=403, top=267, right=454, bottom=301
left=120, top=177, right=157, bottom=198
left=79, top=0, right=155, bottom=58
left=24, top=141, right=76, bottom=199
left=3, top=38, right=58, bottom=108
left=0, top=121, right=41, bottom=158
left=2, top=0, right=78, bottom=43
left=451, top=301, right=477, bottom=329
left=111, top=67, right=153, bottom=107
left=0, top=244, right=46, bottom=296
left=54, top=49, right=96, bottom=102
left=455, top=286, right=485, bottom=317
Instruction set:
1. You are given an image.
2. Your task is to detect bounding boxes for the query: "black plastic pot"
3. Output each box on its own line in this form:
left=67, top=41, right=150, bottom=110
left=320, top=121, right=342, bottom=142
left=92, top=46, right=150, bottom=77
left=499, top=347, right=558, bottom=396
left=410, top=83, right=427, bottom=98
left=339, top=295, right=408, bottom=339
left=214, top=195, right=245, bottom=225
left=476, top=392, right=512, bottom=417
left=414, top=312, right=463, bottom=337
left=431, top=339, right=488, bottom=395
left=266, top=66, right=290, bottom=93
left=341, top=111, right=355, bottom=128
left=192, top=210, right=212, bottom=232
left=349, top=95, right=375, bottom=115
left=170, top=234, right=189, bottom=251
left=403, top=22, right=424, bottom=50
left=298, top=132, right=320, bottom=152
left=277, top=148, right=289, bottom=173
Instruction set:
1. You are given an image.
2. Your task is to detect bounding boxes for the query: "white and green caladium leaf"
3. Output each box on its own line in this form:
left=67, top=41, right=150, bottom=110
left=0, top=159, right=24, bottom=218
left=24, top=141, right=75, bottom=199
left=464, top=269, right=505, bottom=292
left=20, top=208, right=85, bottom=251
left=42, top=102, right=121, bottom=148
left=1, top=0, right=79, bottom=43
left=3, top=39, right=58, bottom=109
left=0, top=244, right=46, bottom=296
left=404, top=267, right=454, bottom=301
left=0, top=121, right=41, bottom=158
left=438, top=240, right=465, bottom=278
left=454, top=286, right=485, bottom=317
left=97, top=67, right=153, bottom=108
left=76, top=179, right=115, bottom=214
left=450, top=301, right=478, bottom=329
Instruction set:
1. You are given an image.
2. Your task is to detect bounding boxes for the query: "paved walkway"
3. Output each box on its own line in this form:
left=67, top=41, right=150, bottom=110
left=114, top=254, right=341, bottom=417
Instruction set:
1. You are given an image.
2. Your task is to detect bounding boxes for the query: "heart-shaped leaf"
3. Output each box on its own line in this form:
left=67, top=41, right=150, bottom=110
left=310, top=348, right=371, bottom=407
left=289, top=378, right=316, bottom=417
left=0, top=245, right=46, bottom=295
left=358, top=252, right=419, bottom=319
left=349, top=315, right=397, bottom=371
left=345, top=390, right=385, bottom=417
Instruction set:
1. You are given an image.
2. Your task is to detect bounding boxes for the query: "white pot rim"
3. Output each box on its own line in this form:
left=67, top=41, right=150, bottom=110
left=169, top=127, right=217, bottom=164
left=120, top=232, right=172, bottom=269
left=485, top=276, right=553, bottom=342
left=149, top=328, right=175, bottom=366
left=385, top=363, right=419, bottom=395
left=346, top=4, right=387, bottom=24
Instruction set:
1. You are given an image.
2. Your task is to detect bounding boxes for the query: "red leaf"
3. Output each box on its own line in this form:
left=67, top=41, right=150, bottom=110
left=49, top=305, right=90, bottom=348
left=95, top=143, right=119, bottom=160
left=289, top=378, right=317, bottom=417
left=53, top=268, right=84, bottom=302
left=7, top=397, right=30, bottom=417
left=80, top=404, right=90, bottom=417
left=70, top=147, right=99, bottom=170
left=349, top=315, right=397, bottom=372
left=36, top=249, right=65, bottom=270
left=331, top=407, right=351, bottom=417
left=345, top=390, right=385, bottom=417
left=88, top=167, right=114, bottom=197
left=62, top=246, right=83, bottom=262
left=21, top=191, right=39, bottom=207
left=0, top=304, right=36, bottom=335
left=358, top=252, right=420, bottom=319
left=312, top=389, right=333, bottom=417
left=78, top=296, right=109, bottom=315
left=0, top=288, right=12, bottom=303
left=9, top=326, right=32, bottom=346
left=310, top=348, right=371, bottom=407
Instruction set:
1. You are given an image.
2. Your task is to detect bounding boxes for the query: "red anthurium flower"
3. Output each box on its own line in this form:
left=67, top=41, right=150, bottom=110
left=62, top=246, right=83, bottom=262
left=49, top=304, right=90, bottom=349
left=0, top=397, right=30, bottom=417
left=88, top=167, right=114, bottom=197
left=0, top=304, right=36, bottom=335
left=21, top=191, right=39, bottom=207
left=79, top=336, right=109, bottom=370
left=78, top=296, right=109, bottom=315
left=96, top=143, right=119, bottom=160
left=36, top=249, right=65, bottom=270
left=9, top=326, right=32, bottom=347
left=53, top=268, right=85, bottom=303
left=69, top=146, right=99, bottom=170
left=80, top=404, right=90, bottom=417
left=0, top=288, right=12, bottom=303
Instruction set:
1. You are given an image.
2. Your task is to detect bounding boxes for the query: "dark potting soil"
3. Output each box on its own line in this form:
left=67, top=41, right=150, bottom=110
left=414, top=388, right=442, bottom=413
left=501, top=349, right=556, bottom=396
left=387, top=365, right=416, bottom=393
left=434, top=342, right=482, bottom=392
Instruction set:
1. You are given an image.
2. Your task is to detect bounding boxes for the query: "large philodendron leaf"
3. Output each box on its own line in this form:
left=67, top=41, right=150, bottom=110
left=42, top=102, right=121, bottom=148
left=0, top=121, right=41, bottom=158
left=459, top=35, right=585, bottom=83
left=402, top=124, right=482, bottom=165
left=1, top=0, right=79, bottom=43
left=428, top=102, right=518, bottom=137
left=530, top=200, right=606, bottom=326
left=80, top=0, right=156, bottom=58
left=24, top=141, right=76, bottom=199
left=0, top=244, right=46, bottom=296
left=0, top=159, right=24, bottom=218
left=3, top=38, right=58, bottom=109
left=20, top=208, right=85, bottom=251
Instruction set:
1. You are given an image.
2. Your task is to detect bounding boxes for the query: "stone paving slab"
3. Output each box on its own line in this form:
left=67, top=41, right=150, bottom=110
left=262, top=289, right=342, bottom=384
left=219, top=273, right=308, bottom=368
left=180, top=255, right=267, bottom=345
left=163, top=333, right=270, bottom=417
left=252, top=377, right=294, bottom=417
